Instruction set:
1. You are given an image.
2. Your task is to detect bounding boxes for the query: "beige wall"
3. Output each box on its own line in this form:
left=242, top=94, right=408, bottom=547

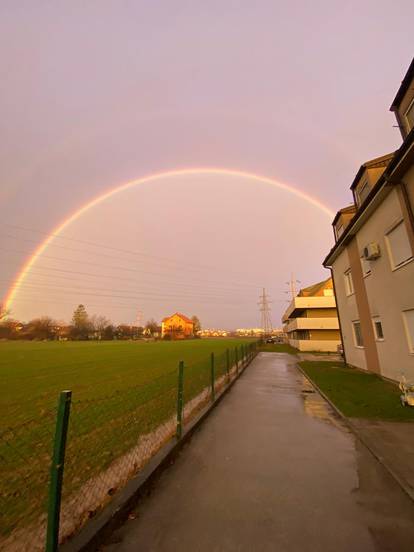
left=304, top=308, right=338, bottom=318
left=332, top=184, right=414, bottom=381
left=354, top=187, right=414, bottom=381
left=288, top=338, right=341, bottom=352
left=332, top=248, right=368, bottom=370
left=309, top=329, right=341, bottom=341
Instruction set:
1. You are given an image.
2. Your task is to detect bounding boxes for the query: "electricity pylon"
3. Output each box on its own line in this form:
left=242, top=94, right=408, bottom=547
left=258, top=288, right=273, bottom=336
left=285, top=274, right=301, bottom=300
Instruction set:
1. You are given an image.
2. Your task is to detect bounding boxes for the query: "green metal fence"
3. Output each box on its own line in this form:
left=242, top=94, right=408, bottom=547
left=0, top=341, right=257, bottom=551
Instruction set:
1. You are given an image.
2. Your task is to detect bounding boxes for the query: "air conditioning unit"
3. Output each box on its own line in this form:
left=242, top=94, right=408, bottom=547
left=363, top=242, right=381, bottom=260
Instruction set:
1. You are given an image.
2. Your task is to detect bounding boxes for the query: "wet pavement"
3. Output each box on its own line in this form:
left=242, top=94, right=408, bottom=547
left=102, top=353, right=414, bottom=551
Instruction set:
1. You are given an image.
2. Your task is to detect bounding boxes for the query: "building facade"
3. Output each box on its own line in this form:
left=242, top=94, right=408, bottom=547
left=324, top=58, right=414, bottom=382
left=161, top=312, right=194, bottom=339
left=282, top=278, right=341, bottom=352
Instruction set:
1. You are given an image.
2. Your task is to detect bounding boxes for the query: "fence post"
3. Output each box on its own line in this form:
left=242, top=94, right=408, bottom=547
left=176, top=360, right=184, bottom=439
left=46, top=390, right=72, bottom=552
left=226, top=348, right=230, bottom=381
left=235, top=347, right=239, bottom=374
left=211, top=352, right=215, bottom=401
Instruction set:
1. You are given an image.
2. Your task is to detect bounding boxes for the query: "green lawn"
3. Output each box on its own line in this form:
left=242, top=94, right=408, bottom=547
left=257, top=342, right=298, bottom=354
left=300, top=361, right=414, bottom=422
left=0, top=338, right=254, bottom=538
left=0, top=338, right=251, bottom=426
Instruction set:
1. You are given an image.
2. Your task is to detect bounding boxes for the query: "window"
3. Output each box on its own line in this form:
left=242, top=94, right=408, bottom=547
left=344, top=269, right=354, bottom=295
left=360, top=255, right=371, bottom=276
left=352, top=321, right=364, bottom=347
left=357, top=180, right=370, bottom=205
left=405, top=98, right=414, bottom=132
left=386, top=220, right=413, bottom=269
left=372, top=318, right=384, bottom=341
left=402, top=309, right=414, bottom=353
left=336, top=223, right=344, bottom=239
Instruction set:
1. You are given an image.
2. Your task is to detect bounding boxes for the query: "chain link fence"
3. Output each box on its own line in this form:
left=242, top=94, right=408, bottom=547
left=0, top=341, right=257, bottom=551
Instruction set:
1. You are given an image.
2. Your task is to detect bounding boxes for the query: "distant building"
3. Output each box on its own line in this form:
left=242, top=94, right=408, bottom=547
left=235, top=328, right=265, bottom=337
left=282, top=278, right=341, bottom=352
left=323, top=57, right=414, bottom=382
left=161, top=312, right=194, bottom=339
left=199, top=329, right=229, bottom=337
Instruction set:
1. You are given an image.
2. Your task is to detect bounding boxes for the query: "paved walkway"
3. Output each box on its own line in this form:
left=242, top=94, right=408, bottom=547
left=103, top=353, right=414, bottom=551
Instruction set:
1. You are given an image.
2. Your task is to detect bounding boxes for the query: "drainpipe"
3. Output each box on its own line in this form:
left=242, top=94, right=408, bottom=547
left=329, top=267, right=347, bottom=366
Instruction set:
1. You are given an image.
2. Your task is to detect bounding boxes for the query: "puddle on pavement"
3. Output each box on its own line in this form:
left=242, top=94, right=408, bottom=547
left=300, top=375, right=346, bottom=431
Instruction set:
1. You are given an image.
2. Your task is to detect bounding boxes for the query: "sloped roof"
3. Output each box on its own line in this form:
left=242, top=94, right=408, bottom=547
left=298, top=278, right=332, bottom=297
left=332, top=204, right=356, bottom=226
left=324, top=128, right=414, bottom=267
left=162, top=312, right=194, bottom=324
left=350, top=152, right=396, bottom=190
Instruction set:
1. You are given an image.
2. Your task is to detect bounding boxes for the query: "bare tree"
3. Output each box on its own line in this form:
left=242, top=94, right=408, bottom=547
left=90, top=314, right=110, bottom=340
left=144, top=319, right=159, bottom=336
left=25, top=316, right=56, bottom=340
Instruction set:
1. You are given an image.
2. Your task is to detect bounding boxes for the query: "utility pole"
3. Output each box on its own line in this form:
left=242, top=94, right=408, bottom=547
left=258, top=288, right=273, bottom=337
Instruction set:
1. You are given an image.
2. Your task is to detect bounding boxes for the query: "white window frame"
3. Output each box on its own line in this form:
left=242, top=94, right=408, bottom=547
left=357, top=180, right=370, bottom=206
left=385, top=219, right=413, bottom=271
left=336, top=223, right=344, bottom=240
left=405, top=97, right=414, bottom=132
left=352, top=320, right=364, bottom=348
left=402, top=309, right=414, bottom=354
left=360, top=255, right=371, bottom=277
left=372, top=317, right=384, bottom=342
left=344, top=269, right=354, bottom=296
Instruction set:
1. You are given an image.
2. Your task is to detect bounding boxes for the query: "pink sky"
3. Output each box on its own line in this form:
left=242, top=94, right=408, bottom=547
left=0, top=1, right=413, bottom=327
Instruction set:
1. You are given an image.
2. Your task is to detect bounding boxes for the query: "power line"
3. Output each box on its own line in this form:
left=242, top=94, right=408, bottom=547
left=1, top=223, right=259, bottom=282
left=0, top=246, right=260, bottom=290
left=0, top=278, right=251, bottom=302
left=10, top=289, right=244, bottom=306
left=2, top=269, right=258, bottom=299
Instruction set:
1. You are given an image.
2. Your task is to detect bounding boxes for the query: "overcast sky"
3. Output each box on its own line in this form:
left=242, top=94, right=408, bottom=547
left=1, top=1, right=413, bottom=328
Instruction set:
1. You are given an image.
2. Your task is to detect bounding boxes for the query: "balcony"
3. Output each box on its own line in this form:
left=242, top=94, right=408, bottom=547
left=284, top=317, right=339, bottom=333
left=282, top=296, right=337, bottom=322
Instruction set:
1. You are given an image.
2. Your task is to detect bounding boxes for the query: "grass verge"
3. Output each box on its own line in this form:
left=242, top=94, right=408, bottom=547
left=299, top=361, right=414, bottom=422
left=257, top=343, right=298, bottom=354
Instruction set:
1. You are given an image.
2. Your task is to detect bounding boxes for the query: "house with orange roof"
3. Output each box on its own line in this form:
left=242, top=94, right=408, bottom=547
left=161, top=312, right=194, bottom=339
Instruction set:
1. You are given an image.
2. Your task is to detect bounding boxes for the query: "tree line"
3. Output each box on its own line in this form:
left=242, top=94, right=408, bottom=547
left=0, top=303, right=200, bottom=341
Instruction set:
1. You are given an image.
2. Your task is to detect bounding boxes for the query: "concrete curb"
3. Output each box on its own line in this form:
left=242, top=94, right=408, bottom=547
left=295, top=360, right=414, bottom=504
left=60, top=352, right=258, bottom=552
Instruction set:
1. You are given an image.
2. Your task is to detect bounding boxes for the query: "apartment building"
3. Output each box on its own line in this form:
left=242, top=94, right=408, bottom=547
left=324, top=58, right=414, bottom=382
left=282, top=278, right=341, bottom=352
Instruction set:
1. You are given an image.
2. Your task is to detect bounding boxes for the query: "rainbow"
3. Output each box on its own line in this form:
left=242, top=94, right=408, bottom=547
left=4, top=167, right=334, bottom=310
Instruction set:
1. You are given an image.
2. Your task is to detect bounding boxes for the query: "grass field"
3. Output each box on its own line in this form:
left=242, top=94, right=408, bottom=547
left=1, top=338, right=252, bottom=426
left=1, top=338, right=254, bottom=541
left=257, top=342, right=298, bottom=354
left=300, top=361, right=414, bottom=422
